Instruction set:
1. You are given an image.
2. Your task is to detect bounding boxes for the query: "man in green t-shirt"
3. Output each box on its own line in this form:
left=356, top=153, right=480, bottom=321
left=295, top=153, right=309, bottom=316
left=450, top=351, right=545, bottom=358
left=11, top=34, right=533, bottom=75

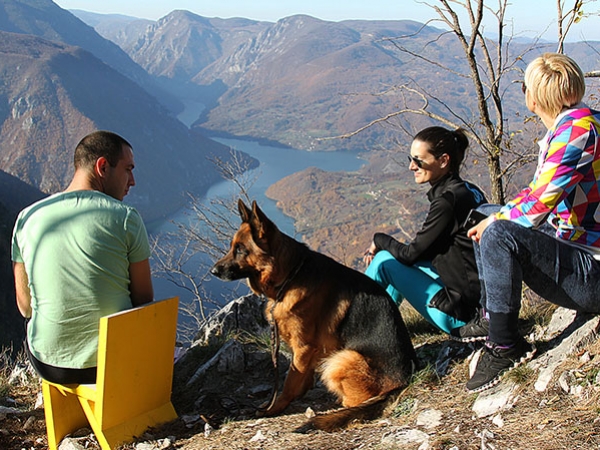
left=12, top=130, right=154, bottom=384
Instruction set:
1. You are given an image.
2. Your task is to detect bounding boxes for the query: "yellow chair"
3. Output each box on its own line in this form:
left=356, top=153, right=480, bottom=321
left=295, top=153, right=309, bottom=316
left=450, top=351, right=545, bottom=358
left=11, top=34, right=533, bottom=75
left=42, top=296, right=180, bottom=450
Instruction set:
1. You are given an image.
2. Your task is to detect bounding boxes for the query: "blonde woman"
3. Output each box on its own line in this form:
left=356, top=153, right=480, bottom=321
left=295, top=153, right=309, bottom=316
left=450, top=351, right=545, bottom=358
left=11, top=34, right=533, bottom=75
left=455, top=53, right=600, bottom=392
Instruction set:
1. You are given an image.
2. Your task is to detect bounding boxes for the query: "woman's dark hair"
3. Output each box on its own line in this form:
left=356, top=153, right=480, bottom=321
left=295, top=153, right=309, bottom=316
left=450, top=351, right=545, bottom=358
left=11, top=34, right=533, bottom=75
left=413, top=126, right=469, bottom=175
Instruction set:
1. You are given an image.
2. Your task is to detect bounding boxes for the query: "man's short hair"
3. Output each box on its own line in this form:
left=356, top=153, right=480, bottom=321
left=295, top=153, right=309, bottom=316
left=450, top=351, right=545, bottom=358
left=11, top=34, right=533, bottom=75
left=74, top=131, right=132, bottom=170
left=524, top=53, right=586, bottom=118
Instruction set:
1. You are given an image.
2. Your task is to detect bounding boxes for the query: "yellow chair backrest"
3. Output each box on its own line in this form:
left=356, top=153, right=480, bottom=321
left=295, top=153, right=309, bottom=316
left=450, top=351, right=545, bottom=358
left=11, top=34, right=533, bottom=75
left=43, top=296, right=179, bottom=450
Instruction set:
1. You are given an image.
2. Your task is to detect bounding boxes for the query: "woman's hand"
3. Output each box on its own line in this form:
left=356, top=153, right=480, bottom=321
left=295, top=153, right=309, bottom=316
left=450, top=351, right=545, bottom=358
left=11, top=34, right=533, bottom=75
left=467, top=215, right=496, bottom=243
left=363, top=242, right=378, bottom=267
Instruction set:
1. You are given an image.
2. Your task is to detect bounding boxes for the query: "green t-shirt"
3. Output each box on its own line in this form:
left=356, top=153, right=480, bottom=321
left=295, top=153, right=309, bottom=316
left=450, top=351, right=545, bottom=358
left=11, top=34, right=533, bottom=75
left=11, top=190, right=151, bottom=369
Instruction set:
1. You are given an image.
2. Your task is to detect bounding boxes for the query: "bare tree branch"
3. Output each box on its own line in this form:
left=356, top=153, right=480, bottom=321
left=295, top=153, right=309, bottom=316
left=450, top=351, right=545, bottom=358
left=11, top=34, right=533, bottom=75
left=557, top=0, right=584, bottom=53
left=151, top=150, right=257, bottom=343
left=326, top=0, right=569, bottom=205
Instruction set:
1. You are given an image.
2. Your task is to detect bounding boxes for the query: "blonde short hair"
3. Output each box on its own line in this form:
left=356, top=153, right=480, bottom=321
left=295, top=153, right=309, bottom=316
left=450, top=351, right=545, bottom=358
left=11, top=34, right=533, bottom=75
left=524, top=52, right=585, bottom=117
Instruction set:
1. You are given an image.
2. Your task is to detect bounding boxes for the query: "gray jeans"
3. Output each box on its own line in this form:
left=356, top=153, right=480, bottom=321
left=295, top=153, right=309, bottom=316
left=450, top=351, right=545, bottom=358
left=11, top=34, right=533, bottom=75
left=475, top=205, right=600, bottom=345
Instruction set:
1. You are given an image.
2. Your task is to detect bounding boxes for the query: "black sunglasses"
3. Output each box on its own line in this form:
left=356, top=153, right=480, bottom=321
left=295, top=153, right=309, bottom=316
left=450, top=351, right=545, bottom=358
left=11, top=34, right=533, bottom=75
left=407, top=155, right=427, bottom=168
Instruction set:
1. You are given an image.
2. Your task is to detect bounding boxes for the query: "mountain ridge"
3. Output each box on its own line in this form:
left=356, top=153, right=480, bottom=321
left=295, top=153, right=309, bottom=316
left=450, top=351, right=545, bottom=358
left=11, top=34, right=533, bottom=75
left=0, top=28, right=250, bottom=221
left=0, top=0, right=181, bottom=108
left=82, top=9, right=600, bottom=154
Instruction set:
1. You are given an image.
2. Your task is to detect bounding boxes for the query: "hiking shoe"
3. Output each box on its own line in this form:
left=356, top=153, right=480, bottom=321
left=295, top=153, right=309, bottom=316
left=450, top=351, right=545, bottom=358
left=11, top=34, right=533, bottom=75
left=450, top=312, right=489, bottom=342
left=466, top=339, right=537, bottom=393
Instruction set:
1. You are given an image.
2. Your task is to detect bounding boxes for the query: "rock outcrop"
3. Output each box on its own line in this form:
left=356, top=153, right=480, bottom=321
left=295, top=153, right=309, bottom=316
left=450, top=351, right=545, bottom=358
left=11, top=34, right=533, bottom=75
left=175, top=296, right=600, bottom=428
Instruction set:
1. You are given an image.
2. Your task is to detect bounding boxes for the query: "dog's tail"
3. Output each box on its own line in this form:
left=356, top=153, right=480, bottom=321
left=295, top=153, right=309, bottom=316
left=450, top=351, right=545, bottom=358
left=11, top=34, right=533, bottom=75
left=305, top=387, right=405, bottom=432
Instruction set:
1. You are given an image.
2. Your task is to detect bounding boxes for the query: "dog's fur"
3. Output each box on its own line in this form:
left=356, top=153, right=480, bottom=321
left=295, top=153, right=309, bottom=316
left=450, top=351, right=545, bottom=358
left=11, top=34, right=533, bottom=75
left=211, top=200, right=417, bottom=431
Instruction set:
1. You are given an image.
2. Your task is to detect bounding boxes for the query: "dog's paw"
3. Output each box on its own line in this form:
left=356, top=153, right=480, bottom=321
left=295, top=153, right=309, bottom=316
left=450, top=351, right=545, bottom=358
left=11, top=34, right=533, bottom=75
left=255, top=399, right=274, bottom=417
left=255, top=398, right=289, bottom=417
left=255, top=402, right=277, bottom=418
left=255, top=408, right=268, bottom=418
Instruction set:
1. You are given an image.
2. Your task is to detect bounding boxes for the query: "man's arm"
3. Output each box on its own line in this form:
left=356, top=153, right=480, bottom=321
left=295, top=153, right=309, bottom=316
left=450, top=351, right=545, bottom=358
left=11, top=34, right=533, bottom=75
left=13, top=262, right=32, bottom=318
left=129, top=258, right=154, bottom=306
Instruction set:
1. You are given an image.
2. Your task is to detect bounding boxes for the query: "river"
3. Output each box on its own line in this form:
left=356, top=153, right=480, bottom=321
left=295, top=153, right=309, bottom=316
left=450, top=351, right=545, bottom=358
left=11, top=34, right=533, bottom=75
left=149, top=136, right=366, bottom=333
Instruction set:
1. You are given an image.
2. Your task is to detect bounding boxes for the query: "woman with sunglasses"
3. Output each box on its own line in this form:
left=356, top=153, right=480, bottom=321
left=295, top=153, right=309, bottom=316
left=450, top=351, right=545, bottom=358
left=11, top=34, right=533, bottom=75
left=363, top=126, right=487, bottom=334
left=453, top=53, right=600, bottom=393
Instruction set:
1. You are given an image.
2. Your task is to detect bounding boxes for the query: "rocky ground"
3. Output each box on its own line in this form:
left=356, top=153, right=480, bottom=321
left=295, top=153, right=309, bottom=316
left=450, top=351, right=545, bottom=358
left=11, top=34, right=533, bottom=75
left=2, top=295, right=600, bottom=450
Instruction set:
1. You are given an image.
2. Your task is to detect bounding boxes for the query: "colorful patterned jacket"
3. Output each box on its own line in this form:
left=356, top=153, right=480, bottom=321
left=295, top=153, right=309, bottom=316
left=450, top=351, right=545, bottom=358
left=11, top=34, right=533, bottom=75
left=498, top=105, right=600, bottom=251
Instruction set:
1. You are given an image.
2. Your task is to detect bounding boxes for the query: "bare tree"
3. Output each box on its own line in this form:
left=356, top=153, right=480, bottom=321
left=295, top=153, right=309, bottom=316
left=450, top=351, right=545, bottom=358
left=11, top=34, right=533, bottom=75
left=432, top=0, right=510, bottom=203
left=151, top=149, right=257, bottom=342
left=556, top=0, right=593, bottom=53
left=556, top=1, right=600, bottom=80
left=326, top=0, right=544, bottom=203
left=331, top=0, right=600, bottom=204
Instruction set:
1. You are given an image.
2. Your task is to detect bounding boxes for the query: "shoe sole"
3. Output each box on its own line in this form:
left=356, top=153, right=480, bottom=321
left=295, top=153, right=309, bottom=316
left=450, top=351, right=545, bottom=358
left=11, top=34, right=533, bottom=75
left=449, top=334, right=487, bottom=343
left=466, top=344, right=537, bottom=393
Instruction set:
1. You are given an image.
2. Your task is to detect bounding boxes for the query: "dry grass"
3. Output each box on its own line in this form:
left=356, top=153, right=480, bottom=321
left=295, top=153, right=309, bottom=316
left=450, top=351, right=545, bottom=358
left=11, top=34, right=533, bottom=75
left=399, top=301, right=443, bottom=344
left=0, top=345, right=39, bottom=401
left=520, top=287, right=559, bottom=330
left=0, top=346, right=46, bottom=450
left=0, top=347, right=12, bottom=400
left=167, top=292, right=600, bottom=449
left=3, top=292, right=600, bottom=449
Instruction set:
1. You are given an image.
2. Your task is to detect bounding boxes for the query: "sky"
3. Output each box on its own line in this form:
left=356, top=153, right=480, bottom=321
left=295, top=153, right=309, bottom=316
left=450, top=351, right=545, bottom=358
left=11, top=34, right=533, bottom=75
left=52, top=0, right=600, bottom=42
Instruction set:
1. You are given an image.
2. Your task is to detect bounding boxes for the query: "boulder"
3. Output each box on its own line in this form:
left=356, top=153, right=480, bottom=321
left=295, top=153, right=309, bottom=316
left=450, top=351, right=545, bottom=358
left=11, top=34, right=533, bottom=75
left=192, top=294, right=269, bottom=347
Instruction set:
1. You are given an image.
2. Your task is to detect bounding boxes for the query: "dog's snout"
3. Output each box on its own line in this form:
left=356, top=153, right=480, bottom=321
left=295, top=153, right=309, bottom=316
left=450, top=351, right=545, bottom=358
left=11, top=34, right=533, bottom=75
left=210, top=264, right=222, bottom=277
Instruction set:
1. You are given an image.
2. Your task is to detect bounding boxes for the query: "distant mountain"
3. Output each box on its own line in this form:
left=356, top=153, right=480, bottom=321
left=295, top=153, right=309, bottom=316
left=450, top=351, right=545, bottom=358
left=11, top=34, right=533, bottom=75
left=69, top=10, right=143, bottom=29
left=115, top=11, right=269, bottom=82
left=0, top=30, right=246, bottom=221
left=78, top=10, right=600, bottom=153
left=92, top=11, right=448, bottom=151
left=194, top=15, right=457, bottom=150
left=0, top=0, right=181, bottom=110
left=80, top=10, right=273, bottom=118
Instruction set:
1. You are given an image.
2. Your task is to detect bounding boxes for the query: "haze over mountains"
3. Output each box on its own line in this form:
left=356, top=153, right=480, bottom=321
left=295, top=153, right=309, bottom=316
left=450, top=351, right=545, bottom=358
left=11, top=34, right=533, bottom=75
left=0, top=0, right=256, bottom=223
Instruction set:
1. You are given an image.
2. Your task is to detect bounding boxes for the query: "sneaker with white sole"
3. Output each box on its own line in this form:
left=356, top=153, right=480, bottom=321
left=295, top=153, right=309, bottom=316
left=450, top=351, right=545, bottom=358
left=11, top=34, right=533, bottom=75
left=450, top=311, right=489, bottom=343
left=466, top=339, right=537, bottom=393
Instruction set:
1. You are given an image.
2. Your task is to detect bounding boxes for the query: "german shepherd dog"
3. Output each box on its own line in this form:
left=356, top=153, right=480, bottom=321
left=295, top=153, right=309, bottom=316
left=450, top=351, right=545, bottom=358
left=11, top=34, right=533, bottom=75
left=211, top=200, right=417, bottom=431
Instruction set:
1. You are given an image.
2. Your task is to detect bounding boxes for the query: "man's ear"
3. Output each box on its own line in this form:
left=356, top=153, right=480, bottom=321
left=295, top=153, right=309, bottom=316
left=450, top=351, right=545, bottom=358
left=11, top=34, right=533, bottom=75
left=95, top=157, right=109, bottom=178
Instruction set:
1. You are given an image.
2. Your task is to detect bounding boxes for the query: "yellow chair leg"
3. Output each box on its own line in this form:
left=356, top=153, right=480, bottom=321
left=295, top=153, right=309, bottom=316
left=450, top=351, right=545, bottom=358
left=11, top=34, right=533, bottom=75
left=42, top=381, right=89, bottom=450
left=76, top=396, right=112, bottom=450
left=101, top=402, right=177, bottom=449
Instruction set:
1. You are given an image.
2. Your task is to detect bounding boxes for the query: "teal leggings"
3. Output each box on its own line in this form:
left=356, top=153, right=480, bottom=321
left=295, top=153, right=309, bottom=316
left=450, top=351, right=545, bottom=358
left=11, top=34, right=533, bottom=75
left=365, top=251, right=466, bottom=334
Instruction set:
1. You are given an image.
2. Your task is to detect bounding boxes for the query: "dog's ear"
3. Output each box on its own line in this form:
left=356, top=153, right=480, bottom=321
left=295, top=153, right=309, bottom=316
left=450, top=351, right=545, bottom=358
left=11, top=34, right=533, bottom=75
left=238, top=199, right=252, bottom=223
left=250, top=200, right=276, bottom=242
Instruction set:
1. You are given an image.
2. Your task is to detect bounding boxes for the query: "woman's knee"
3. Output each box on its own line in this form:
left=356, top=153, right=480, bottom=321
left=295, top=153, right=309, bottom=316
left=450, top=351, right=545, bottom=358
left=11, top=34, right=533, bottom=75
left=366, top=251, right=414, bottom=288
left=366, top=251, right=395, bottom=276
left=480, top=219, right=522, bottom=252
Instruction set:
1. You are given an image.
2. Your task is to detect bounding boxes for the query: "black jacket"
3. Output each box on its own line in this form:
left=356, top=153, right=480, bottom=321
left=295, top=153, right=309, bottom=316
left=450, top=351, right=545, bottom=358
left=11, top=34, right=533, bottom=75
left=373, top=173, right=487, bottom=322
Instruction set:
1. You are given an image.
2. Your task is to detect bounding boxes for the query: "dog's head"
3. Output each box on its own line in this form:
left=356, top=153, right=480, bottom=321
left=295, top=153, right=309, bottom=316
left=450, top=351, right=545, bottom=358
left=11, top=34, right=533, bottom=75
left=210, top=199, right=278, bottom=282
